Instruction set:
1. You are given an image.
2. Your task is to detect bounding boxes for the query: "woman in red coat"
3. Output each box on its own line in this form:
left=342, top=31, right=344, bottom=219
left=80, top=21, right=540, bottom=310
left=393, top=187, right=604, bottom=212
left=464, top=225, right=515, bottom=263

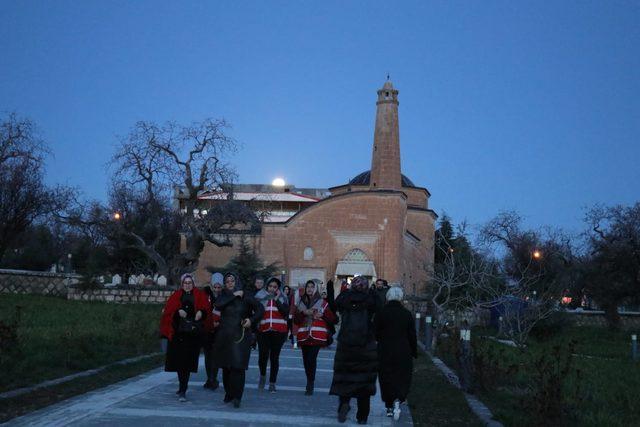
left=160, top=273, right=209, bottom=402
left=294, top=280, right=336, bottom=395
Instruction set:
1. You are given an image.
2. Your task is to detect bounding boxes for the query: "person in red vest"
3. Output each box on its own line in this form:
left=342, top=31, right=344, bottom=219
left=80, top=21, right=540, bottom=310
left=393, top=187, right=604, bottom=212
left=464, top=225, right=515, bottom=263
left=255, top=277, right=290, bottom=392
left=294, top=280, right=336, bottom=395
left=159, top=273, right=209, bottom=402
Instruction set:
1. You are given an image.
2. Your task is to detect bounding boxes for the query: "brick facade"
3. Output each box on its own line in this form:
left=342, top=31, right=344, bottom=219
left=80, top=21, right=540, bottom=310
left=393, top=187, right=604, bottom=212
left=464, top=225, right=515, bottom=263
left=194, top=81, right=437, bottom=295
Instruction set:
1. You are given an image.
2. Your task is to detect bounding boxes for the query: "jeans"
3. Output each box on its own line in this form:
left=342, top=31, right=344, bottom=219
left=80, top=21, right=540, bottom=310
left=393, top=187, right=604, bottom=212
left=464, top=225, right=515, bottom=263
left=257, top=331, right=287, bottom=383
left=301, top=345, right=321, bottom=382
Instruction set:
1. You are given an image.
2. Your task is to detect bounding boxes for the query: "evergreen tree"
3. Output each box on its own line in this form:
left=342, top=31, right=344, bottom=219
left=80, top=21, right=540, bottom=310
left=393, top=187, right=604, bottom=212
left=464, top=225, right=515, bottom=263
left=221, top=236, right=280, bottom=293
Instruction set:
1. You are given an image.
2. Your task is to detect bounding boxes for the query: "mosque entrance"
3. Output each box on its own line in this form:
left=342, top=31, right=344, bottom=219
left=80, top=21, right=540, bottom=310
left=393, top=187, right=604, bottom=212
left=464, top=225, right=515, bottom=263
left=335, top=248, right=377, bottom=284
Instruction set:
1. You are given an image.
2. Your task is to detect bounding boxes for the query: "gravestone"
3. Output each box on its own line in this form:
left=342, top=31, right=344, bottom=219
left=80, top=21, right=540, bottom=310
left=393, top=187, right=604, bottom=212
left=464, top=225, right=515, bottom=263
left=157, top=275, right=167, bottom=287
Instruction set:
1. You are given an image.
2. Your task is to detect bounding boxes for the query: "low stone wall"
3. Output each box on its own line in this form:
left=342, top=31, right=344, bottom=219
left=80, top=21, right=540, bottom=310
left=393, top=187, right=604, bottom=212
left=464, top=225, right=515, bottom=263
left=0, top=269, right=80, bottom=297
left=67, top=287, right=174, bottom=304
left=565, top=310, right=640, bottom=330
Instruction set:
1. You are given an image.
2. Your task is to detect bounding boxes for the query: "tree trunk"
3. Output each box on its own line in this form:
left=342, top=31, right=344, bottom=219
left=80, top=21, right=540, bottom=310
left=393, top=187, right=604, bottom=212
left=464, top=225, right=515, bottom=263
left=603, top=301, right=621, bottom=330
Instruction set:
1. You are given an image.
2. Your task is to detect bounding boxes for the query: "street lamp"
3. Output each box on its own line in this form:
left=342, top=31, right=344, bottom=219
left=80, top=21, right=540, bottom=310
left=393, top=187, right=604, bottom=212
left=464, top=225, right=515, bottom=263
left=113, top=212, right=122, bottom=221
left=532, top=249, right=542, bottom=260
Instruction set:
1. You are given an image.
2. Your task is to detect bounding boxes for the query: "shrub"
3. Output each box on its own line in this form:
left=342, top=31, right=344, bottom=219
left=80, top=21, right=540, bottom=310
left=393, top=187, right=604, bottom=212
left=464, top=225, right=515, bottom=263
left=529, top=310, right=573, bottom=341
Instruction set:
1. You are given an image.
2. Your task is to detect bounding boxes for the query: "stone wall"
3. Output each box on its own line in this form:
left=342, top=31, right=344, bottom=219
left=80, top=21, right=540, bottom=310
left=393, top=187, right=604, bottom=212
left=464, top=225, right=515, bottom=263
left=0, top=269, right=81, bottom=297
left=67, top=286, right=174, bottom=304
left=565, top=310, right=640, bottom=330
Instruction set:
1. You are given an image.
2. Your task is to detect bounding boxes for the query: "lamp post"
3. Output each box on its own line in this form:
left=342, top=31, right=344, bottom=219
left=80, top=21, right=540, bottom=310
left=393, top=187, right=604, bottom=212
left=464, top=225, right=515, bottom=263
left=66, top=253, right=73, bottom=288
left=425, top=315, right=433, bottom=352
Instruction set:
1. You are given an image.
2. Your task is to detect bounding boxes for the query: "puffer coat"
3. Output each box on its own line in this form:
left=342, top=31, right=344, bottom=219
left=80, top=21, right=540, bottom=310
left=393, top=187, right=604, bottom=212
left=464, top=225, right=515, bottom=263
left=329, top=289, right=381, bottom=398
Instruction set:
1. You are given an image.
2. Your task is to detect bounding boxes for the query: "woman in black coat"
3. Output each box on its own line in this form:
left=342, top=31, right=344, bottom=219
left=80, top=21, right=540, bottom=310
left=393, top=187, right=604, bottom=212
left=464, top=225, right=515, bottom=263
left=374, top=286, right=417, bottom=420
left=212, top=273, right=264, bottom=408
left=329, top=276, right=382, bottom=425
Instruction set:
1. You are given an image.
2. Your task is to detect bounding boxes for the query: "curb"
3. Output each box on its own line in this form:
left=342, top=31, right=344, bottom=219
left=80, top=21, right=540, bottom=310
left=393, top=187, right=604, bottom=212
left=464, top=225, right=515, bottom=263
left=417, top=341, right=502, bottom=427
left=0, top=352, right=163, bottom=400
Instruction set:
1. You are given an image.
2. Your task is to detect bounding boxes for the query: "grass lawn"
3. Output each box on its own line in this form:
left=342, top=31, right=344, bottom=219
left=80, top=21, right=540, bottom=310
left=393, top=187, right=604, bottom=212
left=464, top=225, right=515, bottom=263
left=0, top=354, right=164, bottom=423
left=0, top=294, right=164, bottom=393
left=408, top=352, right=484, bottom=426
left=437, top=325, right=640, bottom=427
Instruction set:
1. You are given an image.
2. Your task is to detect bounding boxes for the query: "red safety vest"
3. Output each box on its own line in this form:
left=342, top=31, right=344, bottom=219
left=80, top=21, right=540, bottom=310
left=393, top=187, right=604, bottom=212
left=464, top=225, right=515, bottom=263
left=259, top=299, right=288, bottom=334
left=297, top=300, right=330, bottom=343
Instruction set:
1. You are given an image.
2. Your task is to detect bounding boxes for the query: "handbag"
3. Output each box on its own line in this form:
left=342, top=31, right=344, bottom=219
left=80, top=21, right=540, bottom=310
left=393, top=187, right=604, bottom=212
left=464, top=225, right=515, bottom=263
left=178, top=318, right=202, bottom=336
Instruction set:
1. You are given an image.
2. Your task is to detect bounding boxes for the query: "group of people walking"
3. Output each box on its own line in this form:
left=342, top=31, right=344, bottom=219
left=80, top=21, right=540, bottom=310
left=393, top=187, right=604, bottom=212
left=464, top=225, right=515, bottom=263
left=159, top=272, right=417, bottom=424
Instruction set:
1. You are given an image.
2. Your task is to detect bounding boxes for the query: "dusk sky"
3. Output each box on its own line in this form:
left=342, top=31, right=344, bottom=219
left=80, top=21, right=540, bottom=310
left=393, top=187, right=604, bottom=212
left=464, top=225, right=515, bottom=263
left=2, top=1, right=638, bottom=236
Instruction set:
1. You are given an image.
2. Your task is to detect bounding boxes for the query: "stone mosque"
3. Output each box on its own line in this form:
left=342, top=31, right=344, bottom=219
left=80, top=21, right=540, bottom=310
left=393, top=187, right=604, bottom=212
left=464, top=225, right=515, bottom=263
left=192, top=80, right=437, bottom=295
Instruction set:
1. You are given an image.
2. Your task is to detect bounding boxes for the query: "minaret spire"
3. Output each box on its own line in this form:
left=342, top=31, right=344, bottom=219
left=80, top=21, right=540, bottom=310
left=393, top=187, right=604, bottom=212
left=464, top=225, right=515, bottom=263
left=369, top=79, right=401, bottom=190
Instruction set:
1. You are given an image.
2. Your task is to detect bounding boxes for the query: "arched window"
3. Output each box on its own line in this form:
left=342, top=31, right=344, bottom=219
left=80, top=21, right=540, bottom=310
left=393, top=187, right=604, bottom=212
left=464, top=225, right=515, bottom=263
left=343, top=248, right=370, bottom=262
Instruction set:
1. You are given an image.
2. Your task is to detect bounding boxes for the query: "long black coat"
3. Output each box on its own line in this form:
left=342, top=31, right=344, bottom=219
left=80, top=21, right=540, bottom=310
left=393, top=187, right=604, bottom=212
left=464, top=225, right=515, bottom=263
left=329, top=289, right=380, bottom=398
left=374, top=300, right=417, bottom=402
left=212, top=290, right=263, bottom=370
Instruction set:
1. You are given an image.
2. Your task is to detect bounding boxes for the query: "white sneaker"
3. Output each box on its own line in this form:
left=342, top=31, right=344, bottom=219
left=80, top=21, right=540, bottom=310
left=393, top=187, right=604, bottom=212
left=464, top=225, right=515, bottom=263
left=393, top=401, right=401, bottom=421
left=293, top=342, right=298, bottom=349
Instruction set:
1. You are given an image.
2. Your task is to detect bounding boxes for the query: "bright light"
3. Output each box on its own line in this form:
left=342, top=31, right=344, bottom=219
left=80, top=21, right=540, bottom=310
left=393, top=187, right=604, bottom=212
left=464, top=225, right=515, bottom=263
left=533, top=250, right=542, bottom=260
left=113, top=212, right=122, bottom=221
left=272, top=178, right=286, bottom=187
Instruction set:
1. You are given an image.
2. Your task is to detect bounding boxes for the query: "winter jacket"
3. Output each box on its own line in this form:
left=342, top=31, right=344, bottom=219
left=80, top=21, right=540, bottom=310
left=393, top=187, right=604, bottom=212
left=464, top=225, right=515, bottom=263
left=212, top=289, right=264, bottom=370
left=329, top=289, right=380, bottom=398
left=375, top=300, right=417, bottom=402
left=162, top=288, right=208, bottom=372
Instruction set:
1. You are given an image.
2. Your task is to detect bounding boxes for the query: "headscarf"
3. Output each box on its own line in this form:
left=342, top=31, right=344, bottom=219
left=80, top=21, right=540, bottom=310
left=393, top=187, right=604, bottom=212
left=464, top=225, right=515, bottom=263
left=298, top=280, right=321, bottom=310
left=223, top=272, right=241, bottom=291
left=386, top=286, right=404, bottom=302
left=255, top=277, right=288, bottom=308
left=211, top=272, right=224, bottom=286
left=351, top=275, right=369, bottom=292
left=180, top=273, right=196, bottom=289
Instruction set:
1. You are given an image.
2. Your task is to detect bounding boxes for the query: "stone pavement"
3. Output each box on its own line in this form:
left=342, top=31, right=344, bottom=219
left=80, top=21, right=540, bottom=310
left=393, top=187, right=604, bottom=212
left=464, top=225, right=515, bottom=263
left=7, top=345, right=413, bottom=426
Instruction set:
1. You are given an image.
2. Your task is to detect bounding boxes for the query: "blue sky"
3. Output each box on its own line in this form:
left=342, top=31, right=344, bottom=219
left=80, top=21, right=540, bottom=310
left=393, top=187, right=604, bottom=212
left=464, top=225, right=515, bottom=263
left=1, top=1, right=638, bottom=235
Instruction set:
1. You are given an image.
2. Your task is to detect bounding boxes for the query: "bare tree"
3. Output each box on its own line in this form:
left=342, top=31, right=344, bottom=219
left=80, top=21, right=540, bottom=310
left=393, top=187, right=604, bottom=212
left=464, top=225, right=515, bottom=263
left=477, top=211, right=575, bottom=348
left=582, top=203, right=640, bottom=329
left=428, top=212, right=576, bottom=350
left=75, top=118, right=261, bottom=285
left=0, top=113, right=73, bottom=261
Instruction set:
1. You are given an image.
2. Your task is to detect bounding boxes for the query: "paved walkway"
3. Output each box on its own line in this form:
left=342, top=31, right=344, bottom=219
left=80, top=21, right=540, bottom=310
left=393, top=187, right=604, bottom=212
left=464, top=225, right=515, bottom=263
left=7, top=345, right=413, bottom=426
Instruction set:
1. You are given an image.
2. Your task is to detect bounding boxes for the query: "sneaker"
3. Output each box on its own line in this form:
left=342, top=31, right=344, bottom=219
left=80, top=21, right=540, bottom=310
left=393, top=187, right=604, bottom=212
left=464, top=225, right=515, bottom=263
left=293, top=342, right=298, bottom=349
left=232, top=398, right=241, bottom=408
left=386, top=408, right=393, bottom=417
left=177, top=392, right=187, bottom=402
left=393, top=400, right=401, bottom=421
left=337, top=403, right=350, bottom=423
left=258, top=375, right=266, bottom=391
left=268, top=383, right=276, bottom=393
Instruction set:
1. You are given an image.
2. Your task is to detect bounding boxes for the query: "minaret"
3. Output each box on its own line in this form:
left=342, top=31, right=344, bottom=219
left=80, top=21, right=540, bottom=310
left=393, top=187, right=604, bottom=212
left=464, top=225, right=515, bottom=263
left=370, top=79, right=402, bottom=190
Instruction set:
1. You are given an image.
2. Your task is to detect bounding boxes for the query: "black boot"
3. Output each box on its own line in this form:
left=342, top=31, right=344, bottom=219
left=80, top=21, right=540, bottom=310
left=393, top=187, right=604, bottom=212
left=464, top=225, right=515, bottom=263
left=305, top=380, right=314, bottom=395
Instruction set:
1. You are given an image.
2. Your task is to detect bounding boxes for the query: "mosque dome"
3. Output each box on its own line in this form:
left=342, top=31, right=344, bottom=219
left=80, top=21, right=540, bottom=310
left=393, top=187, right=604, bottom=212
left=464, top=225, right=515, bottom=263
left=348, top=170, right=416, bottom=187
